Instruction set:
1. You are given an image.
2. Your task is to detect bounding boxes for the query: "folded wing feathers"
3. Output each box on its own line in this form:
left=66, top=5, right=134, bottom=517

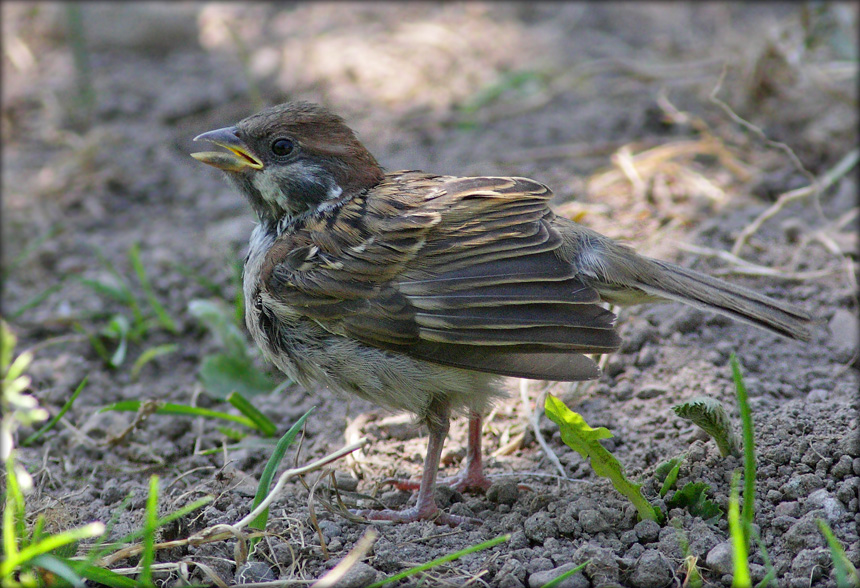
left=267, top=173, right=622, bottom=379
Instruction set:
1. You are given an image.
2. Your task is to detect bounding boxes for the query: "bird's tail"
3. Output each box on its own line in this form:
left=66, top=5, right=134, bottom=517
left=629, top=258, right=815, bottom=341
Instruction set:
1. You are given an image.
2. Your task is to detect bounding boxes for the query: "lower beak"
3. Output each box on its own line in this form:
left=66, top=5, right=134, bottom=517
left=191, top=126, right=264, bottom=172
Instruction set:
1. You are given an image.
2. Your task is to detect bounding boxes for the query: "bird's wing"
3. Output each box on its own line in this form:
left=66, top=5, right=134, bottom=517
left=260, top=172, right=620, bottom=381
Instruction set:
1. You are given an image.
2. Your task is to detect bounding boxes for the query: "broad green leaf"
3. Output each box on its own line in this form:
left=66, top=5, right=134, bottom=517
left=545, top=394, right=658, bottom=521
left=199, top=353, right=275, bottom=400
left=667, top=481, right=722, bottom=521
left=673, top=396, right=739, bottom=457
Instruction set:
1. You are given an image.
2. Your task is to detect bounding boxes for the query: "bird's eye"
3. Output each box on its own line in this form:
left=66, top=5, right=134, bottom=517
left=271, top=138, right=294, bottom=157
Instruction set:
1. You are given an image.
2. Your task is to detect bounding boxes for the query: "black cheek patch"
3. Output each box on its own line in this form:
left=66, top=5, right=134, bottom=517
left=276, top=174, right=331, bottom=214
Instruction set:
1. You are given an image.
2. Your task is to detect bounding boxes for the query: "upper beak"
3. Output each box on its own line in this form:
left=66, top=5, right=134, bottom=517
left=191, top=126, right=264, bottom=172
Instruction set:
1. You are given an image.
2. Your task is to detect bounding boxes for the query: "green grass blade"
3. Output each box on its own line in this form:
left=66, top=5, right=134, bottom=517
left=540, top=561, right=588, bottom=588
left=4, top=458, right=27, bottom=557
left=0, top=523, right=104, bottom=578
left=138, top=476, right=159, bottom=586
left=730, top=354, right=756, bottom=549
left=65, top=559, right=140, bottom=588
left=88, top=496, right=212, bottom=564
left=728, top=471, right=751, bottom=588
left=100, top=400, right=258, bottom=430
left=23, top=376, right=88, bottom=446
left=75, top=276, right=134, bottom=306
left=128, top=242, right=178, bottom=333
left=169, top=261, right=223, bottom=296
left=249, top=408, right=315, bottom=533
left=659, top=459, right=682, bottom=498
left=130, top=344, right=178, bottom=380
left=30, top=554, right=84, bottom=587
left=83, top=492, right=134, bottom=564
left=818, top=519, right=860, bottom=587
left=366, top=534, right=510, bottom=588
left=9, top=282, right=66, bottom=319
left=0, top=224, right=61, bottom=282
left=227, top=391, right=277, bottom=437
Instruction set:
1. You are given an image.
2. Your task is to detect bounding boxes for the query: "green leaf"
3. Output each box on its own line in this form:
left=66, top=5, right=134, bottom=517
left=673, top=396, right=739, bottom=457
left=216, top=426, right=247, bottom=441
left=249, top=408, right=315, bottom=534
left=545, top=394, right=659, bottom=522
left=667, top=482, right=722, bottom=522
left=6, top=350, right=33, bottom=383
left=658, top=458, right=683, bottom=498
left=101, top=315, right=131, bottom=368
left=654, top=457, right=682, bottom=482
left=189, top=298, right=248, bottom=359
left=199, top=353, right=275, bottom=400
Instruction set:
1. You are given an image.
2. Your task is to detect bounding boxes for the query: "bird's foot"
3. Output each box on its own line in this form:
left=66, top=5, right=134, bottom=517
left=380, top=470, right=492, bottom=494
left=443, top=469, right=493, bottom=493
left=352, top=504, right=472, bottom=526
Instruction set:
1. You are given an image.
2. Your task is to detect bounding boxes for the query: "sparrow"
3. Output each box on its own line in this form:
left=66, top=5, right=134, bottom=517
left=191, top=101, right=813, bottom=525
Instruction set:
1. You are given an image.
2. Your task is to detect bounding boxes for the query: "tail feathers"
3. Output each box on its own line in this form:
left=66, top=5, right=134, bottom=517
left=637, top=259, right=814, bottom=342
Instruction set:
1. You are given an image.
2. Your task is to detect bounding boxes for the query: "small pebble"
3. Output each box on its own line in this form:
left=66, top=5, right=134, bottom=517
left=579, top=509, right=610, bottom=534
left=634, top=519, right=661, bottom=543
left=630, top=550, right=673, bottom=588
left=705, top=541, right=733, bottom=575
left=235, top=561, right=276, bottom=584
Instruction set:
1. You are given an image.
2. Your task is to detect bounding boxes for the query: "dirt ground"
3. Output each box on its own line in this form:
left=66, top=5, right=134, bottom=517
left=2, top=3, right=858, bottom=587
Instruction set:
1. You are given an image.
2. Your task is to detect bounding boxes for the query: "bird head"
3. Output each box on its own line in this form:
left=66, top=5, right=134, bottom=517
left=192, top=101, right=384, bottom=225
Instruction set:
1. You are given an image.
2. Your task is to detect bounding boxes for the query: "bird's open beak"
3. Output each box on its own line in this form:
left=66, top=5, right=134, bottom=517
left=191, top=126, right=264, bottom=172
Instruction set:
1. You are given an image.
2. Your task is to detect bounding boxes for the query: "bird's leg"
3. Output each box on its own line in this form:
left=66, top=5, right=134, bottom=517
left=445, top=411, right=493, bottom=492
left=356, top=400, right=464, bottom=524
left=381, top=411, right=493, bottom=494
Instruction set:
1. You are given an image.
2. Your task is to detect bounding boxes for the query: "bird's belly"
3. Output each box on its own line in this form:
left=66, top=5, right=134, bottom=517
left=246, top=297, right=503, bottom=419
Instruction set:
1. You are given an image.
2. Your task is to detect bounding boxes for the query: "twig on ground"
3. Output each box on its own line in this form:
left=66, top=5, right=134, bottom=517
left=97, top=439, right=369, bottom=567
left=307, top=469, right=331, bottom=559
left=311, top=528, right=378, bottom=588
left=709, top=63, right=816, bottom=186
left=522, top=379, right=568, bottom=481
left=731, top=148, right=859, bottom=256
left=673, top=242, right=839, bottom=280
